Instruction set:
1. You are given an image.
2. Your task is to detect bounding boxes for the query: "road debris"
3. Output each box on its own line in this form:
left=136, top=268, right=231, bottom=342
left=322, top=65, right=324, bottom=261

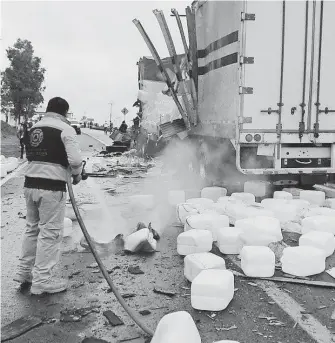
left=72, top=282, right=85, bottom=289
left=326, top=267, right=335, bottom=279
left=247, top=282, right=258, bottom=287
left=69, top=270, right=81, bottom=278
left=215, top=324, right=237, bottom=331
left=128, top=266, right=144, bottom=275
left=60, top=305, right=101, bottom=322
left=103, top=310, right=124, bottom=326
left=232, top=270, right=335, bottom=288
left=1, top=315, right=43, bottom=342
left=331, top=310, right=335, bottom=320
left=87, top=262, right=99, bottom=269
left=121, top=293, right=136, bottom=298
left=82, top=337, right=110, bottom=343
left=139, top=309, right=151, bottom=316
left=153, top=286, right=176, bottom=297
left=118, top=335, right=142, bottom=342
left=107, top=266, right=121, bottom=273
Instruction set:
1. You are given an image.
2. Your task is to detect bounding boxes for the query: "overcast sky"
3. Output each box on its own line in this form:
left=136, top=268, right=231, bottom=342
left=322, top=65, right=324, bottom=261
left=1, top=0, right=189, bottom=125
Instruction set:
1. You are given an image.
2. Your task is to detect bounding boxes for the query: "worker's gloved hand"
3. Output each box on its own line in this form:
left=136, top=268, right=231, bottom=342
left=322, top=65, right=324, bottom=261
left=72, top=174, right=82, bottom=185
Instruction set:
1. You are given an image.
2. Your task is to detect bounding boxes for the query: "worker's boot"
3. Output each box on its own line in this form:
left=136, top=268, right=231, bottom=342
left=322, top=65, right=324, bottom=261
left=30, top=277, right=68, bottom=295
left=13, top=273, right=33, bottom=285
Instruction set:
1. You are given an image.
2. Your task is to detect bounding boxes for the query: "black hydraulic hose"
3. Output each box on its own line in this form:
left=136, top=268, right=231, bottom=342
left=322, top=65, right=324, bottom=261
left=299, top=0, right=309, bottom=138
left=67, top=176, right=154, bottom=337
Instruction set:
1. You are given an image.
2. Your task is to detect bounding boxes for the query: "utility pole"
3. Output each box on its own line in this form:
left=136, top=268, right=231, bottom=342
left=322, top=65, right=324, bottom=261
left=108, top=102, right=113, bottom=127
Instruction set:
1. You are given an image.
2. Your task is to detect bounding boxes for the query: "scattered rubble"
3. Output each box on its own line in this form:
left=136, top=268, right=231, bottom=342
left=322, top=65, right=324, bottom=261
left=153, top=286, right=177, bottom=297
left=103, top=310, right=124, bottom=326
left=139, top=309, right=151, bottom=316
left=60, top=305, right=101, bottom=322
left=128, top=266, right=144, bottom=275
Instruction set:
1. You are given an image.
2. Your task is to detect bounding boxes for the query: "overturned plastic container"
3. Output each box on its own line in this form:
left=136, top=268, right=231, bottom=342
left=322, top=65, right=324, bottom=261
left=184, top=252, right=226, bottom=282
left=151, top=311, right=201, bottom=343
left=281, top=246, right=326, bottom=277
left=217, top=227, right=243, bottom=255
left=191, top=269, right=234, bottom=311
left=241, top=246, right=275, bottom=277
left=124, top=228, right=156, bottom=253
left=177, top=230, right=213, bottom=256
left=201, top=187, right=227, bottom=202
left=301, top=215, right=335, bottom=235
left=299, top=231, right=335, bottom=257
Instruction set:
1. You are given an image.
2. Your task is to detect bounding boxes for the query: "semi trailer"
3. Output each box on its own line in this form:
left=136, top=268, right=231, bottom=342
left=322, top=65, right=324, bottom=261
left=134, top=0, right=335, bottom=188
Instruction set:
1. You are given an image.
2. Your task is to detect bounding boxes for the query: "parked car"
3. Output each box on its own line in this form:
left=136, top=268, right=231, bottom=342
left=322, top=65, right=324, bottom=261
left=69, top=119, right=81, bottom=135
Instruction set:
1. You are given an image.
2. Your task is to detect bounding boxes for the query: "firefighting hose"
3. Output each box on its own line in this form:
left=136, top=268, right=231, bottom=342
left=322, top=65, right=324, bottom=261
left=67, top=161, right=154, bottom=336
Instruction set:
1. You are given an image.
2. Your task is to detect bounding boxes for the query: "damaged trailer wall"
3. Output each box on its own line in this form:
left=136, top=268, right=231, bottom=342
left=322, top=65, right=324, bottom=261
left=138, top=56, right=189, bottom=134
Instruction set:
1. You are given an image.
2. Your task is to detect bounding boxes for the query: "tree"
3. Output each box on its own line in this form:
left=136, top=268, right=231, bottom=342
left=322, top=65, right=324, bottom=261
left=1, top=39, right=46, bottom=124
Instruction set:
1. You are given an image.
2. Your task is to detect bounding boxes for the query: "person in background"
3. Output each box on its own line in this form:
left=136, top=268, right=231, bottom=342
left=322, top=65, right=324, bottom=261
left=17, top=122, right=28, bottom=159
left=119, top=120, right=128, bottom=133
left=14, top=97, right=83, bottom=295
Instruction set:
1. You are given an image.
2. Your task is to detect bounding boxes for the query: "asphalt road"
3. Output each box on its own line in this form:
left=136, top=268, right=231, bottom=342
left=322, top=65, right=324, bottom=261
left=1, top=131, right=334, bottom=343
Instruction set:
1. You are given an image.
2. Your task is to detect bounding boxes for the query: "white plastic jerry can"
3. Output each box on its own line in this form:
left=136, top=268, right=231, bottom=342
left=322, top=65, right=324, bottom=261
left=230, top=192, right=255, bottom=205
left=176, top=203, right=199, bottom=225
left=240, top=246, right=275, bottom=277
left=299, top=190, right=325, bottom=206
left=273, top=191, right=293, bottom=200
left=151, top=311, right=201, bottom=343
left=191, top=269, right=234, bottom=311
left=186, top=197, right=214, bottom=210
left=177, top=230, right=213, bottom=256
left=217, top=227, right=243, bottom=255
left=281, top=246, right=326, bottom=277
left=244, top=180, right=271, bottom=197
left=301, top=215, right=335, bottom=235
left=299, top=231, right=335, bottom=257
left=201, top=186, right=227, bottom=202
left=184, top=252, right=226, bottom=282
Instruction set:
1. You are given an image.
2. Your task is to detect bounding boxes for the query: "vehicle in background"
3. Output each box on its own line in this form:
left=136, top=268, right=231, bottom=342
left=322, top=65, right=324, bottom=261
left=69, top=119, right=81, bottom=135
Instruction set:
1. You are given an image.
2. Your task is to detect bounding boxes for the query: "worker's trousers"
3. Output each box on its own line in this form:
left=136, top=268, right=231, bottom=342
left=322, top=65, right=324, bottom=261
left=17, top=188, right=66, bottom=284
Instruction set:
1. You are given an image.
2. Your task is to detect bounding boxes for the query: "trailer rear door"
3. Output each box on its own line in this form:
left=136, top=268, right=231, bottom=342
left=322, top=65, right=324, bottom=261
left=308, top=1, right=335, bottom=135
left=240, top=0, right=335, bottom=140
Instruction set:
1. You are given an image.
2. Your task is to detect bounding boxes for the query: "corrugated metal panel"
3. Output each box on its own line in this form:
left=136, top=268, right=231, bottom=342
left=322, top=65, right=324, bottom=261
left=160, top=119, right=187, bottom=138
